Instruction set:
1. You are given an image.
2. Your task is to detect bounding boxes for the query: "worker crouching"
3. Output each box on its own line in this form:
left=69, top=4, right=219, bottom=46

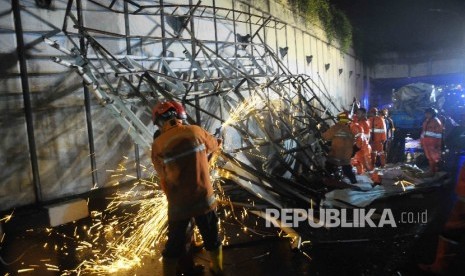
left=420, top=108, right=443, bottom=175
left=151, top=101, right=223, bottom=276
left=322, top=112, right=357, bottom=184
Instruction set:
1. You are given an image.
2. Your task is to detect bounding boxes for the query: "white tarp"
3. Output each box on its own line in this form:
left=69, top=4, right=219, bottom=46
left=392, top=82, right=438, bottom=115
left=322, top=166, right=447, bottom=208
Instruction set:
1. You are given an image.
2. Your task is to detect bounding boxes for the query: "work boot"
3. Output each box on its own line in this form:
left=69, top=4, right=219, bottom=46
left=418, top=236, right=458, bottom=274
left=178, top=264, right=204, bottom=276
left=178, top=253, right=204, bottom=276
left=445, top=201, right=465, bottom=230
left=371, top=152, right=377, bottom=168
left=163, top=257, right=178, bottom=276
left=209, top=245, right=223, bottom=275
left=379, top=153, right=386, bottom=167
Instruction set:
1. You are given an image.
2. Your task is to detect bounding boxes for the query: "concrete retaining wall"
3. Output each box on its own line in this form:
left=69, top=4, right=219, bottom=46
left=372, top=49, right=465, bottom=79
left=0, top=0, right=366, bottom=210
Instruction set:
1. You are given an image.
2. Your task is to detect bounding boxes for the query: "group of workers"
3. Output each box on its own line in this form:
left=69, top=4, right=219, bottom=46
left=322, top=103, right=465, bottom=274
left=148, top=99, right=447, bottom=275
left=322, top=107, right=394, bottom=184
left=323, top=106, right=463, bottom=274
left=323, top=106, right=444, bottom=183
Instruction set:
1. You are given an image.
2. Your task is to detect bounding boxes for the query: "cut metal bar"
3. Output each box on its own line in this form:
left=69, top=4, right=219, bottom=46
left=12, top=0, right=42, bottom=204
left=77, top=0, right=99, bottom=187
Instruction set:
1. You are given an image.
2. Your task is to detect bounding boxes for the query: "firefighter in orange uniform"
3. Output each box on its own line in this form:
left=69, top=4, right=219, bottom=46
left=352, top=108, right=373, bottom=174
left=369, top=107, right=387, bottom=168
left=419, top=163, right=465, bottom=273
left=420, top=108, right=443, bottom=175
left=151, top=101, right=223, bottom=276
left=350, top=116, right=364, bottom=168
left=322, top=112, right=357, bottom=184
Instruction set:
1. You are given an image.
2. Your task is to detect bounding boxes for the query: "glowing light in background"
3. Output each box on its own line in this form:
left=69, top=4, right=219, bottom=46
left=362, top=94, right=369, bottom=109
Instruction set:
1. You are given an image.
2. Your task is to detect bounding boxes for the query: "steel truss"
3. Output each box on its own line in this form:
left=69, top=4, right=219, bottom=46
left=48, top=0, right=341, bottom=208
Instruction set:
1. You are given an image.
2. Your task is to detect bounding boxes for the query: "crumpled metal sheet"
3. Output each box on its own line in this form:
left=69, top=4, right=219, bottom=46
left=392, top=82, right=437, bottom=115
left=322, top=167, right=447, bottom=208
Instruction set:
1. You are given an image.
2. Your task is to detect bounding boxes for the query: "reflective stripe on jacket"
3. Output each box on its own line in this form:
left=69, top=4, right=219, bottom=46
left=369, top=116, right=387, bottom=142
left=350, top=122, right=367, bottom=149
left=322, top=123, right=354, bottom=165
left=152, top=119, right=219, bottom=221
left=359, top=119, right=371, bottom=142
left=424, top=131, right=442, bottom=139
left=163, top=144, right=206, bottom=164
left=421, top=117, right=443, bottom=140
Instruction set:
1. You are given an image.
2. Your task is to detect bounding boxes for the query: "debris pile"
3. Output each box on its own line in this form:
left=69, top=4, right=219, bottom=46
left=392, top=82, right=438, bottom=116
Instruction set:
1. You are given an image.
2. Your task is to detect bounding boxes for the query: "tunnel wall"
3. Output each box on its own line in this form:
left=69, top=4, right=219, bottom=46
left=372, top=49, right=465, bottom=79
left=0, top=0, right=366, bottom=211
left=370, top=49, right=465, bottom=107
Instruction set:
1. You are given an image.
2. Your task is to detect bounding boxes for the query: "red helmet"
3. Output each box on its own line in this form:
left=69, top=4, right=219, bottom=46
left=152, top=101, right=187, bottom=124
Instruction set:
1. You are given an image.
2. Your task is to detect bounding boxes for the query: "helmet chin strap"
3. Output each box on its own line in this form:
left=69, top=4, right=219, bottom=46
left=156, top=117, right=178, bottom=129
left=168, top=118, right=178, bottom=126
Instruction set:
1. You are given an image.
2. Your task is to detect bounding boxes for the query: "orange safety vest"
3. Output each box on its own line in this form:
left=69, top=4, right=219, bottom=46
left=421, top=117, right=443, bottom=140
left=350, top=121, right=366, bottom=149
left=322, top=123, right=354, bottom=165
left=358, top=118, right=371, bottom=142
left=369, top=116, right=387, bottom=142
left=152, top=119, right=219, bottom=221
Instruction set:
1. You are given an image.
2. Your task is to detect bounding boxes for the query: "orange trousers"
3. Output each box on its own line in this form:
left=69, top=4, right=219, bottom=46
left=371, top=140, right=386, bottom=167
left=352, top=145, right=372, bottom=174
left=422, top=137, right=441, bottom=173
left=445, top=200, right=465, bottom=230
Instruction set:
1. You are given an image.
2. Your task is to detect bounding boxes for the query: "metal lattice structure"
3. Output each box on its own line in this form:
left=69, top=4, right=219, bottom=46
left=47, top=0, right=342, bottom=207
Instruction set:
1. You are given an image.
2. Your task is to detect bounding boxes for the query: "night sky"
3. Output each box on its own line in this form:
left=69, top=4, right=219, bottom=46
left=332, top=0, right=465, bottom=61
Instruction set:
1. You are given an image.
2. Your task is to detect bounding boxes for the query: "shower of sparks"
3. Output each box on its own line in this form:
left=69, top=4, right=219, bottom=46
left=3, top=95, right=288, bottom=275
left=219, top=91, right=299, bottom=165
left=0, top=5, right=337, bottom=271
left=57, top=170, right=169, bottom=274
left=222, top=95, right=264, bottom=128
left=64, top=95, right=279, bottom=274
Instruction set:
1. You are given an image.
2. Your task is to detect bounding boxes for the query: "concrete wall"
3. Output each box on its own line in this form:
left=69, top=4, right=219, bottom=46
left=0, top=0, right=366, bottom=211
left=370, top=49, right=465, bottom=107
left=372, top=49, right=465, bottom=79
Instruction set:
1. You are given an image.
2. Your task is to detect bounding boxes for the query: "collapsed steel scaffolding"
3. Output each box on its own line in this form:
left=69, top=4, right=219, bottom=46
left=47, top=0, right=341, bottom=209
